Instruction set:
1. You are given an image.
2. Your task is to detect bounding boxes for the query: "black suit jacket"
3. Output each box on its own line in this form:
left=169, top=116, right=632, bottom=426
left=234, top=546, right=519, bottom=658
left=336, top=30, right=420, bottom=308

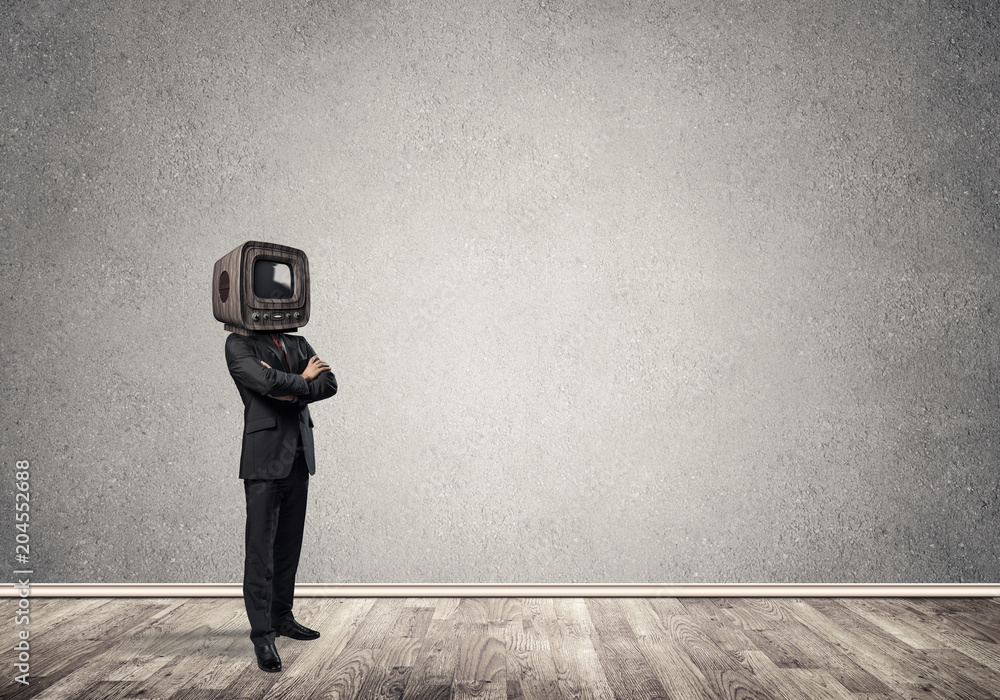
left=225, top=332, right=338, bottom=479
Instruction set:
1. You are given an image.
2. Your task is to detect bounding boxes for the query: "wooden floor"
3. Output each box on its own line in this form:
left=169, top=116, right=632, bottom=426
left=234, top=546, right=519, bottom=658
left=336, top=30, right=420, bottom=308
left=3, top=597, right=1000, bottom=699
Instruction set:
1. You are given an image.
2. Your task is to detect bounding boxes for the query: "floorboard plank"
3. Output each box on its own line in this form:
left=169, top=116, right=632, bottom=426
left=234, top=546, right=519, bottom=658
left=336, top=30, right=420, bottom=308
left=636, top=634, right=716, bottom=700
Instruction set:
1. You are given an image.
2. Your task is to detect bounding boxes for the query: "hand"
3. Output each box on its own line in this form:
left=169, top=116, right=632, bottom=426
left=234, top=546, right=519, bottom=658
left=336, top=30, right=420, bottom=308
left=260, top=360, right=295, bottom=401
left=301, top=355, right=330, bottom=382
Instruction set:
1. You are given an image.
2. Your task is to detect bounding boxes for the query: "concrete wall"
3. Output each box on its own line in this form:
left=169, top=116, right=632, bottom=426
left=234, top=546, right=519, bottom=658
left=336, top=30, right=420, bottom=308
left=2, top=0, right=998, bottom=584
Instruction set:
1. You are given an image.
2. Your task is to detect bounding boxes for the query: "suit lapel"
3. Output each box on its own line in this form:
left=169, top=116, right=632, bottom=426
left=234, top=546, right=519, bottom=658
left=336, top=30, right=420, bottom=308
left=280, top=335, right=300, bottom=373
left=254, top=333, right=289, bottom=371
left=276, top=334, right=292, bottom=371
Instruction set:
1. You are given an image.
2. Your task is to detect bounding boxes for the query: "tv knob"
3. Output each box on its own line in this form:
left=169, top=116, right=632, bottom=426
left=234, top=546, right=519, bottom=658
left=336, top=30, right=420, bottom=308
left=293, top=311, right=301, bottom=320
left=263, top=313, right=269, bottom=320
left=252, top=312, right=260, bottom=322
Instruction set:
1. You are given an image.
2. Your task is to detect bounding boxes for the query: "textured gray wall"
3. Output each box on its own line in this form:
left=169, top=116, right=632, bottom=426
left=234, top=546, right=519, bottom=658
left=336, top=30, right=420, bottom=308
left=2, top=0, right=998, bottom=584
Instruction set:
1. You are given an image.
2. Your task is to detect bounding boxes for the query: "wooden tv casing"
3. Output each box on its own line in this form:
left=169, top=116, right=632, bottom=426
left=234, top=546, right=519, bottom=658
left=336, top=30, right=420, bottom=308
left=212, top=241, right=310, bottom=336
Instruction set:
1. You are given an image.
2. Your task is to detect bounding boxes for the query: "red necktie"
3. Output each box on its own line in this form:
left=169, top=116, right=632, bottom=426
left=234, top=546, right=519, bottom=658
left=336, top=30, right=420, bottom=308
left=270, top=334, right=290, bottom=369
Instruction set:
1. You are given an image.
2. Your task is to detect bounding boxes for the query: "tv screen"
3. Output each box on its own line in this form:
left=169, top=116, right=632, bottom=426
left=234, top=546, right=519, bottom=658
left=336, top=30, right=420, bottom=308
left=253, top=260, right=294, bottom=300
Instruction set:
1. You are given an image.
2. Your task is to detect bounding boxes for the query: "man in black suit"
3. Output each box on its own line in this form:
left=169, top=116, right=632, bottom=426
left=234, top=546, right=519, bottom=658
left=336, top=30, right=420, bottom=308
left=225, top=331, right=337, bottom=673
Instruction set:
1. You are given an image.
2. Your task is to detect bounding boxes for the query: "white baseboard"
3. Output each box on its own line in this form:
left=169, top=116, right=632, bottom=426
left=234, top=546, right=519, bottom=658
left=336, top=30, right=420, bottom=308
left=3, top=583, right=999, bottom=598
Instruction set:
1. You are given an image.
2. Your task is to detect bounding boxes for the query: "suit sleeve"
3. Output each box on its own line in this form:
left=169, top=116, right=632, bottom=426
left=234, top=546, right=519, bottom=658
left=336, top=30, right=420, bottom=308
left=225, top=333, right=310, bottom=397
left=300, top=337, right=338, bottom=404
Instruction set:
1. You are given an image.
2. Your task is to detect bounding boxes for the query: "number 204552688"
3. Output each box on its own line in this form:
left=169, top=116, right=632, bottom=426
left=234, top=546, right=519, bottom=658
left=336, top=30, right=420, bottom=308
left=15, top=459, right=30, bottom=554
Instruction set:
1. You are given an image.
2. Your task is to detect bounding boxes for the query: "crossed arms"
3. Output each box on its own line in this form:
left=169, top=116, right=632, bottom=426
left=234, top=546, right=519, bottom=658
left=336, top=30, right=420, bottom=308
left=225, top=334, right=338, bottom=406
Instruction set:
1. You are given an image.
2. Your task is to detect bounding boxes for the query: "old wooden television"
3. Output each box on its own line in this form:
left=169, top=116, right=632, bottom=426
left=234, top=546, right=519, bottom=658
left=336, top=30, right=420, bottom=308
left=212, top=241, right=310, bottom=335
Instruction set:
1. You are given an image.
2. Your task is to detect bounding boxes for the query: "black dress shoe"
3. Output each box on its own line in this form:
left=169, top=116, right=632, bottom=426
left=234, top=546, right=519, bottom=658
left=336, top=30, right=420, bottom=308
left=276, top=618, right=321, bottom=641
left=255, top=642, right=282, bottom=672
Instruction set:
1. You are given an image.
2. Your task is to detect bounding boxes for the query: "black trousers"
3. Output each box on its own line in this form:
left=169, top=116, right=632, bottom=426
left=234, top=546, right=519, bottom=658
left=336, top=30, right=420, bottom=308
left=243, top=445, right=310, bottom=647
